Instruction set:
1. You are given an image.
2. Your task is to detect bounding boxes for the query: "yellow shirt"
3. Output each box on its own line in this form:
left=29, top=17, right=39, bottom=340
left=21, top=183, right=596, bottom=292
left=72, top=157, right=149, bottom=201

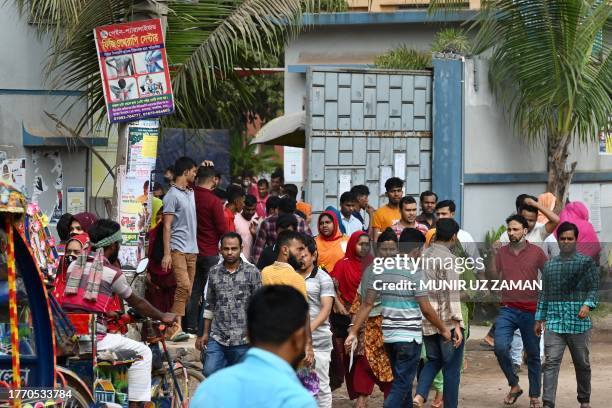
left=371, top=205, right=401, bottom=232
left=261, top=261, right=308, bottom=299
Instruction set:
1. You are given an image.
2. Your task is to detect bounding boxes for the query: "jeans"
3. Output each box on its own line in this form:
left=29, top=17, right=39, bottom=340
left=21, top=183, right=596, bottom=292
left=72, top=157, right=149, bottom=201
left=511, top=329, right=523, bottom=366
left=383, top=341, right=422, bottom=408
left=542, top=330, right=591, bottom=407
left=186, top=255, right=218, bottom=333
left=314, top=349, right=332, bottom=408
left=493, top=306, right=541, bottom=397
left=202, top=338, right=249, bottom=377
left=416, top=329, right=465, bottom=408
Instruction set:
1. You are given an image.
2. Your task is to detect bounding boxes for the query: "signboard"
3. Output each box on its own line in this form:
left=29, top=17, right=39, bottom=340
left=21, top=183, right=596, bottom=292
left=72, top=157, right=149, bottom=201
left=94, top=19, right=174, bottom=123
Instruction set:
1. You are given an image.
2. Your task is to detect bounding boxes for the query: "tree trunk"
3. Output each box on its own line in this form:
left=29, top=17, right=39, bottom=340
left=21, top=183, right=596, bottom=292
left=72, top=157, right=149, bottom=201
left=547, top=132, right=577, bottom=213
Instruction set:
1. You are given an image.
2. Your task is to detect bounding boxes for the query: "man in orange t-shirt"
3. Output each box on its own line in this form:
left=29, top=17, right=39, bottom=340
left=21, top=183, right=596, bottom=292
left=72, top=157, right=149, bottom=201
left=371, top=177, right=403, bottom=240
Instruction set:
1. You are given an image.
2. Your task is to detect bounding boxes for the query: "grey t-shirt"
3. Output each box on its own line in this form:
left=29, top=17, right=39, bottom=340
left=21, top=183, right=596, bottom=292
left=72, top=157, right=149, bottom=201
left=163, top=185, right=198, bottom=254
left=305, top=268, right=335, bottom=351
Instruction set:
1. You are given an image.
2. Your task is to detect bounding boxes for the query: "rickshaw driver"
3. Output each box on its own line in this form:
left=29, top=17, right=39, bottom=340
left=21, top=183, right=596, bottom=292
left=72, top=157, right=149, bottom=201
left=60, top=219, right=178, bottom=407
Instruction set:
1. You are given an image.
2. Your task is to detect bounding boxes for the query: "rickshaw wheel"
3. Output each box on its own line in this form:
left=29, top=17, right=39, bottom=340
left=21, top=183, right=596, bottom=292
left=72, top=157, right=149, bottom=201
left=62, top=377, right=93, bottom=408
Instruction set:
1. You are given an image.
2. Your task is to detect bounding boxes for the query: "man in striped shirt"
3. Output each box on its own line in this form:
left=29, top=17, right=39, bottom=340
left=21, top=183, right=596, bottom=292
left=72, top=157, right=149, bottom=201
left=345, top=228, right=450, bottom=408
left=536, top=221, right=599, bottom=408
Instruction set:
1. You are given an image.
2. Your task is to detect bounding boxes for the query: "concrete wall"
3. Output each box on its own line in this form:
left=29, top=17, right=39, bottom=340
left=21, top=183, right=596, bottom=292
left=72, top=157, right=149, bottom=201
left=0, top=5, right=90, bottom=225
left=462, top=57, right=612, bottom=241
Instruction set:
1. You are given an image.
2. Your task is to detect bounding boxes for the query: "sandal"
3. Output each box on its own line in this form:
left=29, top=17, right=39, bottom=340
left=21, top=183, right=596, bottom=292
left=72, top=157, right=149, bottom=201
left=529, top=399, right=541, bottom=408
left=412, top=400, right=424, bottom=408
left=431, top=401, right=443, bottom=408
left=504, top=389, right=524, bottom=405
left=168, top=331, right=189, bottom=342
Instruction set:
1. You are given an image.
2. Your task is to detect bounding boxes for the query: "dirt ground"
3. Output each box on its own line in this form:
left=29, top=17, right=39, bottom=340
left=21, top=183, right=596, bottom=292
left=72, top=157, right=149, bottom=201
left=332, top=323, right=612, bottom=408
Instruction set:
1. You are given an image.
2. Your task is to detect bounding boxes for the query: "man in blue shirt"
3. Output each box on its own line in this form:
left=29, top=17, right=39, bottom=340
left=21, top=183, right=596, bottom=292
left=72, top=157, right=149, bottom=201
left=191, top=285, right=316, bottom=408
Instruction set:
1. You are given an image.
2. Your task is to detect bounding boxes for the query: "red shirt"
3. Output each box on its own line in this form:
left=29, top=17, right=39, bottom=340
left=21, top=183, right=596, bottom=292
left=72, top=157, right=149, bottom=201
left=496, top=241, right=547, bottom=312
left=194, top=185, right=228, bottom=256
left=224, top=207, right=236, bottom=233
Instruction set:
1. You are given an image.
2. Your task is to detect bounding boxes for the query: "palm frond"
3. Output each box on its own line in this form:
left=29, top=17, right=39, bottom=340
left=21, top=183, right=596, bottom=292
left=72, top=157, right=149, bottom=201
left=13, top=0, right=306, bottom=133
left=469, top=0, right=611, bottom=144
left=166, top=0, right=306, bottom=123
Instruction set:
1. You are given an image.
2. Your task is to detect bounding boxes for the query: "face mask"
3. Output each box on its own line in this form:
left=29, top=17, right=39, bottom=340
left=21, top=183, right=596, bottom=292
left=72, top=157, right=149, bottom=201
left=164, top=177, right=172, bottom=184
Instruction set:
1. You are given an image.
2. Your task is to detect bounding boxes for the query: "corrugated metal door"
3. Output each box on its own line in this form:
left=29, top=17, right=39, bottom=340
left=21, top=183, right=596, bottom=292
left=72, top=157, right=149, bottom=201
left=306, top=67, right=432, bottom=220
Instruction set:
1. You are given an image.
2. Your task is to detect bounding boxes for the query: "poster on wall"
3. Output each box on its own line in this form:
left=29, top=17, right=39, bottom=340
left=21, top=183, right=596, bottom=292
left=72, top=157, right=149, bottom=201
left=117, top=121, right=159, bottom=269
left=67, top=187, right=86, bottom=214
left=569, top=183, right=602, bottom=232
left=599, top=129, right=612, bottom=155
left=94, top=19, right=174, bottom=123
left=0, top=158, right=26, bottom=193
left=31, top=151, right=64, bottom=223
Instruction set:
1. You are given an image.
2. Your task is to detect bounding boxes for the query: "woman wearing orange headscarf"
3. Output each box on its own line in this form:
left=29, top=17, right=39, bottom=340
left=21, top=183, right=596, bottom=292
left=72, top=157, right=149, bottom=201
left=315, top=211, right=349, bottom=273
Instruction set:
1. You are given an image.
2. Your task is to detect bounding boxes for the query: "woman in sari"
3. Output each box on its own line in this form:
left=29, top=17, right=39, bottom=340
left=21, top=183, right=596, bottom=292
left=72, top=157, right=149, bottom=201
left=146, top=205, right=176, bottom=313
left=315, top=210, right=349, bottom=273
left=331, top=231, right=392, bottom=405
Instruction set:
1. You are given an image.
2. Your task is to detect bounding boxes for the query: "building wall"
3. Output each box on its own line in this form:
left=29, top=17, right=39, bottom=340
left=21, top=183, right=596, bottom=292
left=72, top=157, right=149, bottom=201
left=462, top=57, right=612, bottom=242
left=347, top=0, right=481, bottom=12
left=0, top=4, right=90, bottom=224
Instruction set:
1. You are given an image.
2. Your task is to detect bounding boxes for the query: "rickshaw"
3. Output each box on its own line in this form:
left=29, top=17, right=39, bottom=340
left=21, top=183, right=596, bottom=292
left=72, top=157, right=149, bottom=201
left=0, top=182, right=93, bottom=407
left=0, top=182, right=201, bottom=408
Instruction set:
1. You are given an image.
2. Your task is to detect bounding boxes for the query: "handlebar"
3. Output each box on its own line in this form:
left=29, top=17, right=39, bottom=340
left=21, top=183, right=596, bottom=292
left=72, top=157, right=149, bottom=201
left=125, top=308, right=165, bottom=329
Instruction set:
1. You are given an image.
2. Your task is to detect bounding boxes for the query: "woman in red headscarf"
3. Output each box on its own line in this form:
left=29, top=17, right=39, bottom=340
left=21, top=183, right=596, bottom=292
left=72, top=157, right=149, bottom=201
left=53, top=233, right=90, bottom=303
left=315, top=211, right=349, bottom=273
left=332, top=231, right=391, bottom=405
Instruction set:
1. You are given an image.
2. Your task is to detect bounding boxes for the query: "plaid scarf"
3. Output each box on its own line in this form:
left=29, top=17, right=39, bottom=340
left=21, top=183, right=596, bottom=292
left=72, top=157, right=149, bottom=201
left=64, top=230, right=122, bottom=301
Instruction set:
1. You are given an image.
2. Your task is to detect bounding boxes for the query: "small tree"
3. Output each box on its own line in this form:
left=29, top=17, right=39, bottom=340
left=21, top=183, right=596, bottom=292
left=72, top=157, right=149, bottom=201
left=374, top=45, right=432, bottom=70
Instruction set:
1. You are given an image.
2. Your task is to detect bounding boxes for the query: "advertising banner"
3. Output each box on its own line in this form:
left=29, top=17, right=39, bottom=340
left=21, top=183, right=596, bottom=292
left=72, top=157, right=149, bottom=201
left=94, top=19, right=174, bottom=123
left=117, top=121, right=159, bottom=269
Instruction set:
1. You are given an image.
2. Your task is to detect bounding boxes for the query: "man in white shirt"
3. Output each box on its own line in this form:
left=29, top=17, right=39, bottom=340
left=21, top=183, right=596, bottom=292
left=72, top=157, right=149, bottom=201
left=434, top=200, right=484, bottom=276
left=339, top=191, right=364, bottom=236
left=499, top=195, right=560, bottom=257
left=350, top=185, right=374, bottom=231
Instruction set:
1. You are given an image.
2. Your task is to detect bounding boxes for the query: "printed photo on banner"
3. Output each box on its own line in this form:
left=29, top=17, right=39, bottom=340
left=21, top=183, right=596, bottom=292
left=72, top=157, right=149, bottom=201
left=138, top=73, right=166, bottom=98
left=133, top=50, right=164, bottom=74
left=109, top=77, right=137, bottom=102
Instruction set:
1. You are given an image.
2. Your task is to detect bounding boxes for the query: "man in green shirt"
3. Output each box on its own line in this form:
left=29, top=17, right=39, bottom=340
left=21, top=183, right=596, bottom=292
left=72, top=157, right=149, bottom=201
left=535, top=222, right=599, bottom=408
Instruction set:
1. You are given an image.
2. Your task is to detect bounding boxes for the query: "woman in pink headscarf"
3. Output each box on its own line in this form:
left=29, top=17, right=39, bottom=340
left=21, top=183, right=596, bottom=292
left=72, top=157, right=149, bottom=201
left=557, top=201, right=601, bottom=260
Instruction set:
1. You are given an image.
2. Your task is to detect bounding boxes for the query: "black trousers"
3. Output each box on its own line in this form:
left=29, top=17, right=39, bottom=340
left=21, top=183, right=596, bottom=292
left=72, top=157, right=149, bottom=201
left=183, top=255, right=218, bottom=333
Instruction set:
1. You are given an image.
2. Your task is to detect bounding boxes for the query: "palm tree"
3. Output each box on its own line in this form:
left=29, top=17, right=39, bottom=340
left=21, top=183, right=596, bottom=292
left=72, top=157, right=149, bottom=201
left=433, top=0, right=611, bottom=209
left=15, top=0, right=308, bottom=214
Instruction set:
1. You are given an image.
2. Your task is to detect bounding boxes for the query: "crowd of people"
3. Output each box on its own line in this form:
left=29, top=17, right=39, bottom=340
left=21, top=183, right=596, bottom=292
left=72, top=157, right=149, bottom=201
left=51, top=156, right=602, bottom=408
